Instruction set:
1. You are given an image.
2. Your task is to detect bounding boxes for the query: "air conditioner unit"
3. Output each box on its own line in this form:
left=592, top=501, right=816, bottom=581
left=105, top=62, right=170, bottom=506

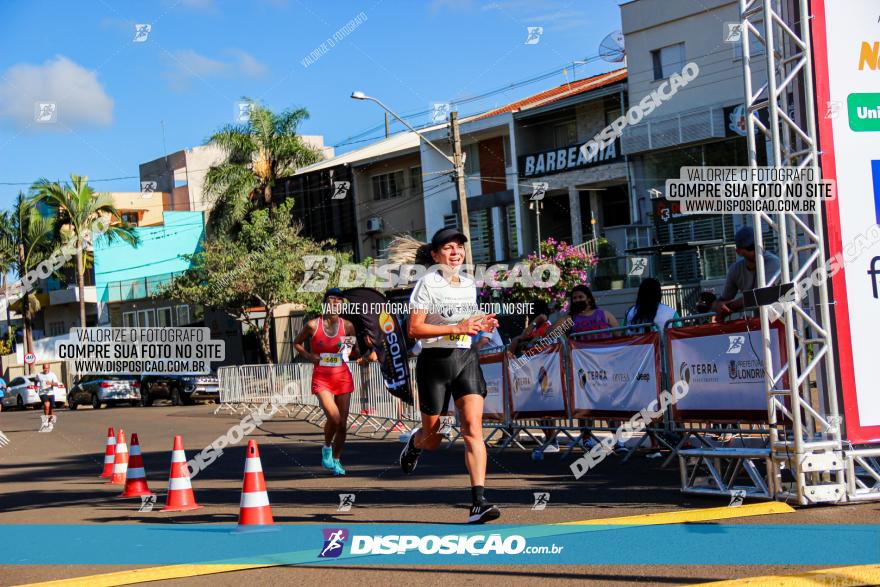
left=365, top=217, right=384, bottom=234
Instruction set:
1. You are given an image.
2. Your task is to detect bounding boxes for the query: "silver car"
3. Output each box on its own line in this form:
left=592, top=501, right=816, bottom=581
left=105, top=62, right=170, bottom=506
left=68, top=375, right=141, bottom=409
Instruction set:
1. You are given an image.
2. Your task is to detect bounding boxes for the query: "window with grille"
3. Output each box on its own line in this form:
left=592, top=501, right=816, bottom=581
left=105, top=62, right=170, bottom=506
left=505, top=206, right=519, bottom=259
left=158, top=307, right=173, bottom=327
left=554, top=122, right=577, bottom=149
left=468, top=209, right=494, bottom=264
left=464, top=144, right=479, bottom=176
left=374, top=236, right=392, bottom=256
left=371, top=170, right=405, bottom=200
left=409, top=167, right=423, bottom=197
left=176, top=305, right=190, bottom=327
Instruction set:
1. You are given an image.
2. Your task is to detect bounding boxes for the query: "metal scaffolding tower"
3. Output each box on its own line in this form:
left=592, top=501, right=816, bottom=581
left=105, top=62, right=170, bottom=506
left=739, top=0, right=847, bottom=504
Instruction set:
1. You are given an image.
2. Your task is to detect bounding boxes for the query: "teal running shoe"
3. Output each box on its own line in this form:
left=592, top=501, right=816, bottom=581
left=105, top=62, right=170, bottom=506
left=321, top=446, right=335, bottom=470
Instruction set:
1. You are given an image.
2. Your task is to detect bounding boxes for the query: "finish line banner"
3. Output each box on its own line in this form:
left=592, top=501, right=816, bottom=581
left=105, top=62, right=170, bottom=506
left=0, top=524, right=878, bottom=565
left=813, top=0, right=880, bottom=443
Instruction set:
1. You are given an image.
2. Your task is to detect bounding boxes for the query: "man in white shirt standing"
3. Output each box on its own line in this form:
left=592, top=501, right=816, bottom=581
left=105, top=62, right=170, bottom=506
left=36, top=363, right=60, bottom=427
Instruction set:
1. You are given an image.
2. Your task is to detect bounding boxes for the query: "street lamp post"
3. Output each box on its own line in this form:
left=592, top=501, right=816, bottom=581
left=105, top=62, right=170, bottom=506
left=351, top=91, right=473, bottom=266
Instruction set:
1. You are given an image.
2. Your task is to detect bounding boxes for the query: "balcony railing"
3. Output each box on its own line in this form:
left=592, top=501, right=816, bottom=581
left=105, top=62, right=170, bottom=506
left=105, top=271, right=182, bottom=303
left=572, top=238, right=600, bottom=258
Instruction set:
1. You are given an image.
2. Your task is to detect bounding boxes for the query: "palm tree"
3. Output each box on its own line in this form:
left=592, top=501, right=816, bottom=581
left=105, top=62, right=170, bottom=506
left=8, top=194, right=55, bottom=373
left=32, top=175, right=140, bottom=328
left=204, top=100, right=323, bottom=233
left=0, top=211, right=15, bottom=341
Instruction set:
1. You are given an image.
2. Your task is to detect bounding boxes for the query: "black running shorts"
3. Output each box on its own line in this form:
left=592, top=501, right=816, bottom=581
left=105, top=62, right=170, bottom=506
left=39, top=394, right=54, bottom=405
left=415, top=347, right=487, bottom=416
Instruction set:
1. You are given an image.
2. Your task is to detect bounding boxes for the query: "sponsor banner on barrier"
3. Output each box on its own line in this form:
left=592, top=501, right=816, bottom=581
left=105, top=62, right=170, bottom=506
left=1, top=524, right=879, bottom=565
left=479, top=352, right=507, bottom=421
left=508, top=344, right=567, bottom=418
left=666, top=319, right=784, bottom=421
left=814, top=0, right=880, bottom=442
left=569, top=333, right=661, bottom=417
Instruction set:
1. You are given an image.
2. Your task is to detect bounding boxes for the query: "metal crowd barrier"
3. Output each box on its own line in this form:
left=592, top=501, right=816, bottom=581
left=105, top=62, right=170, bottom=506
left=216, top=315, right=777, bottom=476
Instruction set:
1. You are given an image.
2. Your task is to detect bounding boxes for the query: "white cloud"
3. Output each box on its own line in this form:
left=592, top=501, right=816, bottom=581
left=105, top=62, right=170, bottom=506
left=164, top=49, right=267, bottom=90
left=0, top=56, right=114, bottom=131
left=228, top=50, right=268, bottom=78
left=431, top=0, right=473, bottom=12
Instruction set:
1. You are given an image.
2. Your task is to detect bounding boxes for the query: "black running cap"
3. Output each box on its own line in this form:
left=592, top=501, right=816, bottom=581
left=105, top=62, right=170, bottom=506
left=431, top=228, right=468, bottom=250
left=323, top=288, right=344, bottom=301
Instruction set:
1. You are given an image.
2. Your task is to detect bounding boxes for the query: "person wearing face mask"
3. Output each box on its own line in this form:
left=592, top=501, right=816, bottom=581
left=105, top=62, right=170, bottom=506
left=555, top=284, right=619, bottom=339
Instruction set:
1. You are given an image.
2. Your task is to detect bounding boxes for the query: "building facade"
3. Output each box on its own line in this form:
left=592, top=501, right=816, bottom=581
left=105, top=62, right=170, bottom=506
left=620, top=0, right=770, bottom=288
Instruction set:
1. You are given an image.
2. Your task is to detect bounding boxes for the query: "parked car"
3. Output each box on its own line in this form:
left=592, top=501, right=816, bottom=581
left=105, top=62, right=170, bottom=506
left=68, top=375, right=141, bottom=409
left=140, top=372, right=219, bottom=406
left=1, top=375, right=67, bottom=409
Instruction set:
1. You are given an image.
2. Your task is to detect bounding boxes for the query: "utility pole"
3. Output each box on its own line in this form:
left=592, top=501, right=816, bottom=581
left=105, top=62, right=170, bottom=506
left=534, top=200, right=542, bottom=260
left=449, top=111, right=473, bottom=266
left=384, top=113, right=390, bottom=139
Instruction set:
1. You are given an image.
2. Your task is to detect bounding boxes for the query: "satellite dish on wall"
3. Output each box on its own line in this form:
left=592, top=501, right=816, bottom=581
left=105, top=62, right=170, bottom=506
left=599, top=30, right=626, bottom=63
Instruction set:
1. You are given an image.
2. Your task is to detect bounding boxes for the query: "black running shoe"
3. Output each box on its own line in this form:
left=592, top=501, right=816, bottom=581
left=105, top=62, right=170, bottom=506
left=468, top=503, right=501, bottom=524
left=399, top=427, right=421, bottom=474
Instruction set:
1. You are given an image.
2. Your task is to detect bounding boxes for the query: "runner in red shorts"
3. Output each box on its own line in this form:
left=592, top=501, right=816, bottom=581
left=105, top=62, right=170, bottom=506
left=294, top=288, right=360, bottom=476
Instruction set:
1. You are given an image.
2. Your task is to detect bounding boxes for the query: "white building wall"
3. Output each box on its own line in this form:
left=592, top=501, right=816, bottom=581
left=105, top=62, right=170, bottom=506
left=621, top=0, right=765, bottom=118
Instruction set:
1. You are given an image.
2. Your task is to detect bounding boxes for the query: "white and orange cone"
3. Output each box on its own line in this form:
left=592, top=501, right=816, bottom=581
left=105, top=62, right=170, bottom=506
left=100, top=427, right=116, bottom=478
left=107, top=429, right=129, bottom=485
left=120, top=433, right=152, bottom=498
left=237, top=440, right=273, bottom=527
left=162, top=435, right=202, bottom=512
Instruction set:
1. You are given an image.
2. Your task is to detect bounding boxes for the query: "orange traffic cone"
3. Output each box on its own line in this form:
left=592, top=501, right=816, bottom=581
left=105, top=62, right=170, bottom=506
left=120, top=433, right=153, bottom=497
left=237, top=440, right=273, bottom=526
left=162, top=435, right=202, bottom=512
left=100, top=427, right=116, bottom=478
left=107, top=429, right=128, bottom=485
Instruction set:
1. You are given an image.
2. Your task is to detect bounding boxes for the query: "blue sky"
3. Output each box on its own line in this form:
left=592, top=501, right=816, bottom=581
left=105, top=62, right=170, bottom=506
left=0, top=0, right=623, bottom=209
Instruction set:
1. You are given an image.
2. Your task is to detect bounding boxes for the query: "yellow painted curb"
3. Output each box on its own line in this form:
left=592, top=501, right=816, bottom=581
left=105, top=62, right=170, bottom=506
left=15, top=502, right=797, bottom=586
left=691, top=563, right=880, bottom=586
left=561, top=501, right=795, bottom=525
left=15, top=564, right=272, bottom=587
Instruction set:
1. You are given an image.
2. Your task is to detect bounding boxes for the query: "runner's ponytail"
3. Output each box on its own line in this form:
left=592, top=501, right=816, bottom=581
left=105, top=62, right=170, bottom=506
left=385, top=234, right=433, bottom=267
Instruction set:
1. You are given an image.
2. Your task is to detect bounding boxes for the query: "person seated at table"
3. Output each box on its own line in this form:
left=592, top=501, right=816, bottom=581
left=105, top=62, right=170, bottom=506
left=713, top=226, right=781, bottom=319
left=624, top=278, right=680, bottom=333
left=508, top=300, right=551, bottom=356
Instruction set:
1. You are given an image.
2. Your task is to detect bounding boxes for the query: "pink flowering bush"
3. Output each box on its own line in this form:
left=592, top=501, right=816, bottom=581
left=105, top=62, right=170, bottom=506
left=478, top=238, right=598, bottom=308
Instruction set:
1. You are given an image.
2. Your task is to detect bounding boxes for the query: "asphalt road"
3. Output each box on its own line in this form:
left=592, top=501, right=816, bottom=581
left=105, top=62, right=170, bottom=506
left=0, top=403, right=878, bottom=586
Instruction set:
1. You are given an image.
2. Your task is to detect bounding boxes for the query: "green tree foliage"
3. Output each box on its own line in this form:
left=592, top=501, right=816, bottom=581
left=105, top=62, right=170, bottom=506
left=163, top=202, right=352, bottom=363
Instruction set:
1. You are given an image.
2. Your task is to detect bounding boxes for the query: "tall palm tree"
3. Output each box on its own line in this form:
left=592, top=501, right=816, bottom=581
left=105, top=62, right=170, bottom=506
left=8, top=194, right=55, bottom=373
left=0, top=210, right=15, bottom=341
left=32, top=175, right=140, bottom=328
left=204, top=100, right=323, bottom=233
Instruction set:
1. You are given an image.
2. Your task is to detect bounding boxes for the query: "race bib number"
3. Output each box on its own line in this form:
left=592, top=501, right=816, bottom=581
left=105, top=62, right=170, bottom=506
left=446, top=334, right=470, bottom=344
left=319, top=353, right=343, bottom=367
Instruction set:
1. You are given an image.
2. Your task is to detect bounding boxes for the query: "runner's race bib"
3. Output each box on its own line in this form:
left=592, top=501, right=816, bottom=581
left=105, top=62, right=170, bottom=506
left=319, top=353, right=344, bottom=367
left=446, top=334, right=470, bottom=344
